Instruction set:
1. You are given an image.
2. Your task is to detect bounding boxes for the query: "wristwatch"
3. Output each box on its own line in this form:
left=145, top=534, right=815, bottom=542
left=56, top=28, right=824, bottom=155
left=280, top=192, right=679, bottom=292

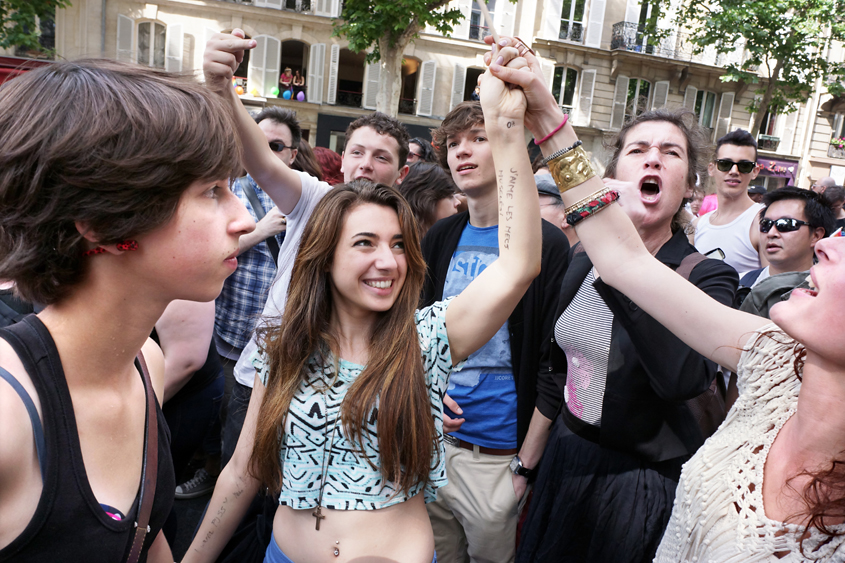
left=509, top=455, right=532, bottom=478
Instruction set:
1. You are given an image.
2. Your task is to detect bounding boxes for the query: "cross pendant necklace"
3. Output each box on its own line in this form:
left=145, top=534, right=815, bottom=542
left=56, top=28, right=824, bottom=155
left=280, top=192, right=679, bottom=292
left=314, top=385, right=342, bottom=531
left=312, top=506, right=326, bottom=530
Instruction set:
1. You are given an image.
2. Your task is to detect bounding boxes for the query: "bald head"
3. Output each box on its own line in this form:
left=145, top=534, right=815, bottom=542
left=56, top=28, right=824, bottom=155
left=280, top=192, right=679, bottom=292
left=812, top=176, right=836, bottom=194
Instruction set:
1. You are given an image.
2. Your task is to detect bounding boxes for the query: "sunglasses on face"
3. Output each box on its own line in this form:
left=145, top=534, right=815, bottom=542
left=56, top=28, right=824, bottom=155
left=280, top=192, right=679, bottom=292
left=759, top=217, right=810, bottom=233
left=715, top=159, right=756, bottom=174
left=269, top=141, right=291, bottom=153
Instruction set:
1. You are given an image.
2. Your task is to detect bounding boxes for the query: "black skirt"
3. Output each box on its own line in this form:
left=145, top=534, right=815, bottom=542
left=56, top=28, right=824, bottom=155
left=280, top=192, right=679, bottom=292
left=516, top=415, right=686, bottom=563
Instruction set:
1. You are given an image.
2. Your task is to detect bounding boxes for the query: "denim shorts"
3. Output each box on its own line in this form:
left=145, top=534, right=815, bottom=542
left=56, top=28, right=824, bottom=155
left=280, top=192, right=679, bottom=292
left=264, top=533, right=437, bottom=563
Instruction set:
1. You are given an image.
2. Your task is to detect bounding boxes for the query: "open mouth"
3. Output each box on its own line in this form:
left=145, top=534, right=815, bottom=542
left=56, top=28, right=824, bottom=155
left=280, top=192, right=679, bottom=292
left=364, top=280, right=393, bottom=289
left=457, top=164, right=477, bottom=173
left=804, top=273, right=818, bottom=296
left=639, top=177, right=661, bottom=203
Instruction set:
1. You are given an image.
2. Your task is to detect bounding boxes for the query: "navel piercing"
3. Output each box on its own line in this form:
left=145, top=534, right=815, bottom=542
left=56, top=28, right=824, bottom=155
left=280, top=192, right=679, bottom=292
left=333, top=540, right=340, bottom=557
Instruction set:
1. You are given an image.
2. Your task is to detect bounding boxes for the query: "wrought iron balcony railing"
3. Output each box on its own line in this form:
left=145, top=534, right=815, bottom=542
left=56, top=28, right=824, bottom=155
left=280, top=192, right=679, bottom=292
left=470, top=24, right=492, bottom=41
left=336, top=90, right=363, bottom=108
left=398, top=98, right=416, bottom=115
left=757, top=134, right=781, bottom=152
left=559, top=22, right=584, bottom=43
left=610, top=21, right=723, bottom=66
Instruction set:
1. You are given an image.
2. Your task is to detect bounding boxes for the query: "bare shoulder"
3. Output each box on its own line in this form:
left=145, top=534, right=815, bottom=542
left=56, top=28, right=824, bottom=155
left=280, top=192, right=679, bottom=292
left=140, top=338, right=166, bottom=403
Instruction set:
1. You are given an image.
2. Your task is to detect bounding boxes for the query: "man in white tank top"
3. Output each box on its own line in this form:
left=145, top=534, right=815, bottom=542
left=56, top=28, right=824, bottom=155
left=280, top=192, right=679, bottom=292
left=693, top=130, right=767, bottom=275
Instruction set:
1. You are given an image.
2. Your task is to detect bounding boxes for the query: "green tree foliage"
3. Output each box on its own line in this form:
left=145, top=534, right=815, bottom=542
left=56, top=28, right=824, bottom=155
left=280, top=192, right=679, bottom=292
left=333, top=0, right=464, bottom=115
left=0, top=0, right=69, bottom=53
left=652, top=0, right=845, bottom=135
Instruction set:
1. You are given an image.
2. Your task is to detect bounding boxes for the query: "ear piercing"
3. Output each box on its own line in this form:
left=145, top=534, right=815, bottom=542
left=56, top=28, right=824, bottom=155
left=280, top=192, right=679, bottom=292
left=82, top=239, right=139, bottom=257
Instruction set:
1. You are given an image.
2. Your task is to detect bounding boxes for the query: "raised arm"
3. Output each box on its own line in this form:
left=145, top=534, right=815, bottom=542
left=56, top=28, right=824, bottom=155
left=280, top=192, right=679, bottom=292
left=445, top=53, right=542, bottom=364
left=486, top=39, right=767, bottom=372
left=155, top=300, right=215, bottom=402
left=203, top=31, right=304, bottom=214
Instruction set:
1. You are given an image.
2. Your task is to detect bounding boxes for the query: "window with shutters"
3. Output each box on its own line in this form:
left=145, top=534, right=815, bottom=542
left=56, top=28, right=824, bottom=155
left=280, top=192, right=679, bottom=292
left=757, top=107, right=782, bottom=151
left=625, top=78, right=650, bottom=122
left=695, top=90, right=717, bottom=128
left=551, top=67, right=579, bottom=114
left=399, top=58, right=422, bottom=115
left=137, top=21, right=166, bottom=69
left=559, top=0, right=586, bottom=42
left=470, top=0, right=495, bottom=40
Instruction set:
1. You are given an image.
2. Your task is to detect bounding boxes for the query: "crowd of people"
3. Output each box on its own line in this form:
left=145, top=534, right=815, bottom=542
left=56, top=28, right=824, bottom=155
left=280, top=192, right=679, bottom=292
left=1, top=28, right=844, bottom=563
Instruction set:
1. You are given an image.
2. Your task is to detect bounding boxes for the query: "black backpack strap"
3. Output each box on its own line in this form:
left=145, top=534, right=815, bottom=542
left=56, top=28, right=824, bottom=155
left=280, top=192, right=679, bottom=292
left=0, top=298, right=28, bottom=328
left=242, top=182, right=281, bottom=266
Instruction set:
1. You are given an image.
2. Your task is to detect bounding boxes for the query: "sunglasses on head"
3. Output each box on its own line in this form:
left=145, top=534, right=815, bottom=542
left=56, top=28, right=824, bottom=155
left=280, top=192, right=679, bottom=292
left=715, top=159, right=756, bottom=174
left=269, top=141, right=291, bottom=152
left=759, top=217, right=810, bottom=233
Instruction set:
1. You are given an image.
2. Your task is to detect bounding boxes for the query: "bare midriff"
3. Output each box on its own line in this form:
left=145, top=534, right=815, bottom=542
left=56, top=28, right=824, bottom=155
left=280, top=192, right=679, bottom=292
left=272, top=493, right=434, bottom=563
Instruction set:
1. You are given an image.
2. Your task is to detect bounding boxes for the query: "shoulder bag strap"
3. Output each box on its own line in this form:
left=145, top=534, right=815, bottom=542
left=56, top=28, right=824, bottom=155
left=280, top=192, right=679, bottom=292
left=242, top=183, right=281, bottom=266
left=125, top=350, right=158, bottom=563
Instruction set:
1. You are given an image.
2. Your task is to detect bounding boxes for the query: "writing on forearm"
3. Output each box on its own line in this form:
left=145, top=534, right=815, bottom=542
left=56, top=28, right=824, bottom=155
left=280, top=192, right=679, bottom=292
left=507, top=121, right=515, bottom=128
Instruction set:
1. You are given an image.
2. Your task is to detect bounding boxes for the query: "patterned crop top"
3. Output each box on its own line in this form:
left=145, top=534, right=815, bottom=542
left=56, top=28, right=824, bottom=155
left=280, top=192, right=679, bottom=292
left=254, top=298, right=460, bottom=510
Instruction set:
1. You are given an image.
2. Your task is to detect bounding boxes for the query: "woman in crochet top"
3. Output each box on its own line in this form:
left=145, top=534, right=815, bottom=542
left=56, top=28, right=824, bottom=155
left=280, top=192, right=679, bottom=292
left=489, top=36, right=845, bottom=562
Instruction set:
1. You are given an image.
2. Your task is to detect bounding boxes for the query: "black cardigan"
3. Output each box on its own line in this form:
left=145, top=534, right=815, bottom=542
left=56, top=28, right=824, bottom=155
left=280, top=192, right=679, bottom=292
left=420, top=212, right=569, bottom=449
left=552, top=229, right=739, bottom=462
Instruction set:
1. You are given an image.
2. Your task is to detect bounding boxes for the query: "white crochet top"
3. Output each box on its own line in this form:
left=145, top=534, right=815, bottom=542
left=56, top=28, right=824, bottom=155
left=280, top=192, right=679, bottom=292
left=654, top=325, right=845, bottom=562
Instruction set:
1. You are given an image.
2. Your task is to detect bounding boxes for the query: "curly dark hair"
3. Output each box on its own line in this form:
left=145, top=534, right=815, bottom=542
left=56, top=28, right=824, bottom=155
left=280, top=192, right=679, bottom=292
left=345, top=112, right=410, bottom=167
left=0, top=59, right=241, bottom=305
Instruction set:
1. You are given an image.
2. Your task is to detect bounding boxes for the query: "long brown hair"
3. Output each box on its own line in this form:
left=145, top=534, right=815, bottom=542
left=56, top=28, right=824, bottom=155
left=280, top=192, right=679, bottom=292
left=251, top=180, right=435, bottom=495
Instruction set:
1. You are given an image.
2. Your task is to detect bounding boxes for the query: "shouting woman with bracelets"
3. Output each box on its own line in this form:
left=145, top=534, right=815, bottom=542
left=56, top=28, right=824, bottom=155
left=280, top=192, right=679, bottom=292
left=483, top=38, right=736, bottom=562
left=488, top=37, right=845, bottom=562
left=184, top=36, right=541, bottom=563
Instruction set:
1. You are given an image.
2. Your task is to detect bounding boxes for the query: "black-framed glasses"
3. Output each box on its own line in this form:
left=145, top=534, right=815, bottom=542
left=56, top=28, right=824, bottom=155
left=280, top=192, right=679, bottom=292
left=715, top=159, right=756, bottom=174
left=759, top=217, right=811, bottom=233
left=269, top=141, right=291, bottom=153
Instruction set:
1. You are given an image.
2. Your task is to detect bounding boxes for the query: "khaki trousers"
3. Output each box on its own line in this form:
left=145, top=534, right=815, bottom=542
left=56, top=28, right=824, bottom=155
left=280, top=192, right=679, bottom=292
left=427, top=442, right=522, bottom=563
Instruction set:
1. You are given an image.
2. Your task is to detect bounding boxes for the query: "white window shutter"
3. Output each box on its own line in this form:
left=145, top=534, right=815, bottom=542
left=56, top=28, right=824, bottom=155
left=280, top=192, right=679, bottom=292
left=315, top=0, right=330, bottom=16
left=651, top=80, right=669, bottom=110
left=584, top=0, right=607, bottom=48
left=624, top=0, right=640, bottom=23
left=542, top=61, right=555, bottom=97
left=117, top=14, right=134, bottom=62
left=326, top=44, right=340, bottom=105
left=265, top=0, right=283, bottom=8
left=779, top=110, right=798, bottom=154
left=263, top=36, right=281, bottom=97
left=542, top=0, right=563, bottom=40
left=610, top=75, right=629, bottom=130
left=331, top=0, right=341, bottom=17
left=683, top=86, right=697, bottom=110
left=450, top=64, right=467, bottom=111
left=253, top=0, right=269, bottom=7
left=363, top=61, right=381, bottom=110
left=574, top=69, right=595, bottom=127
left=247, top=36, right=267, bottom=96
left=714, top=92, right=734, bottom=141
left=495, top=0, right=517, bottom=38
left=165, top=24, right=183, bottom=72
left=833, top=113, right=844, bottom=138
left=452, top=0, right=472, bottom=39
left=307, top=43, right=326, bottom=103
left=417, top=60, right=437, bottom=117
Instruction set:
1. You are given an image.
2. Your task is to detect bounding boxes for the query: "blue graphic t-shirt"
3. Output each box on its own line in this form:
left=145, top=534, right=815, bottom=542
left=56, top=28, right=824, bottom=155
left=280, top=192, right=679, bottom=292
left=442, top=223, right=517, bottom=449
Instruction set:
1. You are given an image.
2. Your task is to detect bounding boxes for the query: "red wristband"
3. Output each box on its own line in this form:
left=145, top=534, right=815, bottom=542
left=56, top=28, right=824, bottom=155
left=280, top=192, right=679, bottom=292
left=534, top=114, right=569, bottom=146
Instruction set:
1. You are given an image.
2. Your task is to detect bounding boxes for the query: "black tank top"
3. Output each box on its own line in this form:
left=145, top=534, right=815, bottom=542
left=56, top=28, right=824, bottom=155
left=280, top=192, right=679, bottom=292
left=0, top=316, right=175, bottom=563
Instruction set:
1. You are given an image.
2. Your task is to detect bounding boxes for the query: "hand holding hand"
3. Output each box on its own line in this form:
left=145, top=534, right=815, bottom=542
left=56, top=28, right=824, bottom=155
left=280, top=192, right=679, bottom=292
left=203, top=29, right=256, bottom=93
left=482, top=36, right=565, bottom=140
left=477, top=44, right=528, bottom=124
left=443, top=393, right=465, bottom=434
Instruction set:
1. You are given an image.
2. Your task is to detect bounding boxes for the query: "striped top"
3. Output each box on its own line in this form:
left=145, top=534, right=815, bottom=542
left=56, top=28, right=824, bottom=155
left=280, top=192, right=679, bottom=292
left=555, top=268, right=614, bottom=426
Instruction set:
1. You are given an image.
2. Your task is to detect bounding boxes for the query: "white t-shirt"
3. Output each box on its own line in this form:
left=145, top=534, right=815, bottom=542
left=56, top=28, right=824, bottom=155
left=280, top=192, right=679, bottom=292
left=695, top=203, right=763, bottom=275
left=233, top=171, right=333, bottom=387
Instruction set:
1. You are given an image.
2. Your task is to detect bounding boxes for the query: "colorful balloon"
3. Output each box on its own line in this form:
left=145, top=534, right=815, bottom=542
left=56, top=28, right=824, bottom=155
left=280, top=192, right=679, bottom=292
left=282, top=90, right=292, bottom=100
left=296, top=91, right=306, bottom=102
left=235, top=86, right=244, bottom=95
left=271, top=86, right=280, bottom=96
left=250, top=88, right=259, bottom=96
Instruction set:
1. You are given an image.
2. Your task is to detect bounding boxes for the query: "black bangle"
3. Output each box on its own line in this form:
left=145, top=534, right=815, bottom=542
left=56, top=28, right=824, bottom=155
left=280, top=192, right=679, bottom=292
left=541, top=140, right=583, bottom=167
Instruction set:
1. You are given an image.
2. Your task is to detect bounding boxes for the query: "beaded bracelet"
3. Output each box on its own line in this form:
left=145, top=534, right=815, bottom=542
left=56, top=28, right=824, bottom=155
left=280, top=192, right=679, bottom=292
left=547, top=144, right=596, bottom=194
left=565, top=189, right=619, bottom=227
left=540, top=140, right=582, bottom=167
left=565, top=187, right=616, bottom=216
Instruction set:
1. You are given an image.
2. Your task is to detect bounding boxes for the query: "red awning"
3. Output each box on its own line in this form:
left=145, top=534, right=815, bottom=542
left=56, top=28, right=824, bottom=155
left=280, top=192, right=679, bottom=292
left=0, top=56, right=50, bottom=84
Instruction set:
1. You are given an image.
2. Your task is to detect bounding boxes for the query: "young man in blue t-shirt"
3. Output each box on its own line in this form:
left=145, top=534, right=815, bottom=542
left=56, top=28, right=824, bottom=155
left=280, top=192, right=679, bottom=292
left=421, top=102, right=569, bottom=563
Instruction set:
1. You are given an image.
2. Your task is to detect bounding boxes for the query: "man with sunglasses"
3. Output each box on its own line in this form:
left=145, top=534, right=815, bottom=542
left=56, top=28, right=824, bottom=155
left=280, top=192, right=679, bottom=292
left=735, top=187, right=834, bottom=318
left=694, top=130, right=766, bottom=275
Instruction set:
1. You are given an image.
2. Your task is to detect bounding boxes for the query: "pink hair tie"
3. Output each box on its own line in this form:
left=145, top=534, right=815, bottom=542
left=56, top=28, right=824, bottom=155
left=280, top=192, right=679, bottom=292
left=534, top=114, right=569, bottom=146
